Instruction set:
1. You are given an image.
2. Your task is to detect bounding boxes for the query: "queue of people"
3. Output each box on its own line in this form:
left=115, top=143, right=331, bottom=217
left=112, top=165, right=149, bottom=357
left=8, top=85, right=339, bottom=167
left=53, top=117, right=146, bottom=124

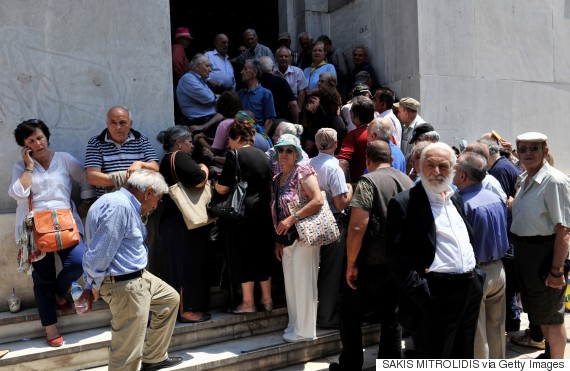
left=7, top=27, right=569, bottom=371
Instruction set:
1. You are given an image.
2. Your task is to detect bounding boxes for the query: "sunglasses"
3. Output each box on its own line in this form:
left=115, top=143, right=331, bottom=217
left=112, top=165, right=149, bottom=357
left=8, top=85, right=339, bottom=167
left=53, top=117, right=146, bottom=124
left=277, top=147, right=294, bottom=154
left=517, top=145, right=542, bottom=154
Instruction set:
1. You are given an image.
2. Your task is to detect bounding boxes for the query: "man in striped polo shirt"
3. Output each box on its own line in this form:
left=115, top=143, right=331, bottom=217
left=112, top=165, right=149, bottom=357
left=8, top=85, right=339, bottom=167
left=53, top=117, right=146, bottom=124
left=85, top=106, right=159, bottom=197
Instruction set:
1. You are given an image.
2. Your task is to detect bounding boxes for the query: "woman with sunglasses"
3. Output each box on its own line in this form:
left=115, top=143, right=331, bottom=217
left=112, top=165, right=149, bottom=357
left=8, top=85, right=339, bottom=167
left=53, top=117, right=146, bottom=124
left=271, top=134, right=324, bottom=342
left=9, top=119, right=95, bottom=347
left=214, top=119, right=274, bottom=314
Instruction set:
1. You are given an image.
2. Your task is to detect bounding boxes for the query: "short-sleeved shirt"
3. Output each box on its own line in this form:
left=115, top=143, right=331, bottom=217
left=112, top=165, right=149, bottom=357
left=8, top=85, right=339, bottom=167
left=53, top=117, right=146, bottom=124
left=238, top=85, right=276, bottom=124
left=84, top=128, right=159, bottom=196
left=205, top=50, right=236, bottom=91
left=337, top=124, right=369, bottom=182
left=211, top=118, right=234, bottom=154
left=271, top=162, right=316, bottom=227
left=273, top=65, right=307, bottom=98
left=511, top=162, right=570, bottom=236
left=309, top=153, right=348, bottom=214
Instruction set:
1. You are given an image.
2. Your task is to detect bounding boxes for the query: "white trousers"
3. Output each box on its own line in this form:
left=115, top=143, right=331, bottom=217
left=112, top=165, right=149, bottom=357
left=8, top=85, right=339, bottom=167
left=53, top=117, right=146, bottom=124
left=282, top=239, right=320, bottom=339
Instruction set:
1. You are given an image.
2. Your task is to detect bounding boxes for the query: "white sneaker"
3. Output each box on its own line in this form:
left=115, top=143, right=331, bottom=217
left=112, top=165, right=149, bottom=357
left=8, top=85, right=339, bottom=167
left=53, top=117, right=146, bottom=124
left=284, top=324, right=294, bottom=334
left=283, top=332, right=313, bottom=343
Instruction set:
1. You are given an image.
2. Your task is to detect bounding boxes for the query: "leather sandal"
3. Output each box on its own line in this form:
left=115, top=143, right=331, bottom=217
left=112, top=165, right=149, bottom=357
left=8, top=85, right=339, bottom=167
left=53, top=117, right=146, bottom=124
left=46, top=335, right=64, bottom=347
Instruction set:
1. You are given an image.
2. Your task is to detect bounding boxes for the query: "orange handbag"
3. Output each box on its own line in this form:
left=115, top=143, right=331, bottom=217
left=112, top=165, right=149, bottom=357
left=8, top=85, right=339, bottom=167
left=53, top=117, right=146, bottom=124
left=29, top=195, right=80, bottom=252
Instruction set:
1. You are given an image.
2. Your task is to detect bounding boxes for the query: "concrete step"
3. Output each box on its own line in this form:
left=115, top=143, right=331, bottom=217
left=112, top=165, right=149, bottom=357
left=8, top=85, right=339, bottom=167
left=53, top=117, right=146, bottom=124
left=0, top=306, right=289, bottom=371
left=0, top=288, right=228, bottom=345
left=84, top=324, right=380, bottom=371
left=0, top=303, right=380, bottom=371
left=0, top=300, right=112, bottom=345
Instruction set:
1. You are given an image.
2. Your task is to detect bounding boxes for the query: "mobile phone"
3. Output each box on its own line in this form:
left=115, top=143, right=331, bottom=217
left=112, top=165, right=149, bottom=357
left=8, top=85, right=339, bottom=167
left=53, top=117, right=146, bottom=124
left=25, top=146, right=33, bottom=157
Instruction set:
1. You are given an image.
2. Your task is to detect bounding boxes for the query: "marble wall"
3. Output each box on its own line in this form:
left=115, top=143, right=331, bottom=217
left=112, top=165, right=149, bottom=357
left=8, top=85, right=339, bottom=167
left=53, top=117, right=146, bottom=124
left=286, top=0, right=570, bottom=172
left=0, top=0, right=172, bottom=310
left=0, top=0, right=173, bottom=213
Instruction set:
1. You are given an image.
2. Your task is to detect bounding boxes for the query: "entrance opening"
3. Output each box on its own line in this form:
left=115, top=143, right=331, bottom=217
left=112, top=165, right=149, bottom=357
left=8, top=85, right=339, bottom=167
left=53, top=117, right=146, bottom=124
left=170, top=1, right=280, bottom=58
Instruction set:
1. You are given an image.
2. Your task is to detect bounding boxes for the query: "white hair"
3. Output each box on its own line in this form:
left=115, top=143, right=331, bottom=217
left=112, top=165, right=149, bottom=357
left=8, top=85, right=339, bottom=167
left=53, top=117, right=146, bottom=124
left=126, top=169, right=169, bottom=196
left=277, top=121, right=303, bottom=137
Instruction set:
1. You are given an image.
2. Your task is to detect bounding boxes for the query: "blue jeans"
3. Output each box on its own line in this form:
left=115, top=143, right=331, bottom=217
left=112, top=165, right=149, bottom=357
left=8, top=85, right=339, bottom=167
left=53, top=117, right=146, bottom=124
left=31, top=238, right=85, bottom=326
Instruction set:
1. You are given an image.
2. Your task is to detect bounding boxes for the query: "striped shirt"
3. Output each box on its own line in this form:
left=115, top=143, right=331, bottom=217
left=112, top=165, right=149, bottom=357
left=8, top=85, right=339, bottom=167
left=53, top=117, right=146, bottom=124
left=84, top=129, right=159, bottom=196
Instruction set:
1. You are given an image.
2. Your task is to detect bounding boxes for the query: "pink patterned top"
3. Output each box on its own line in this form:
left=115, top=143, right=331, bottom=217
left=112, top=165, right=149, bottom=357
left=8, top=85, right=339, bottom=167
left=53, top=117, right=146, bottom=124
left=271, top=162, right=316, bottom=229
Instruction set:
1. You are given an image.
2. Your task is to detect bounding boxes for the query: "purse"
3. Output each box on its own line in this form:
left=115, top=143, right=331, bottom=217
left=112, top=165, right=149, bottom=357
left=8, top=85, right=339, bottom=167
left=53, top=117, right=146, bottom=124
left=207, top=149, right=248, bottom=221
left=287, top=180, right=340, bottom=247
left=29, top=195, right=80, bottom=253
left=168, top=151, right=217, bottom=230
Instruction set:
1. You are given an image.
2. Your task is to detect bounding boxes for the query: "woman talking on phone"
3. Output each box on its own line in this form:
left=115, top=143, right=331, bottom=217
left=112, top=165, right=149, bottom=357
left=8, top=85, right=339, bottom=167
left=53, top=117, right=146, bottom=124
left=8, top=119, right=95, bottom=347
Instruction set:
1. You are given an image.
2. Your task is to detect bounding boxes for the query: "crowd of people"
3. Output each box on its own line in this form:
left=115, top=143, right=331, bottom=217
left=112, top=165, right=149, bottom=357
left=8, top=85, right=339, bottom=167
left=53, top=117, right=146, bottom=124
left=7, top=26, right=569, bottom=371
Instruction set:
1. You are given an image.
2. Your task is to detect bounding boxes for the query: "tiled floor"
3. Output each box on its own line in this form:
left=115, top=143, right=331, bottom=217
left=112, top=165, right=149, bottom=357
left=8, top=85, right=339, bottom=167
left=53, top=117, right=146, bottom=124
left=277, top=312, right=570, bottom=370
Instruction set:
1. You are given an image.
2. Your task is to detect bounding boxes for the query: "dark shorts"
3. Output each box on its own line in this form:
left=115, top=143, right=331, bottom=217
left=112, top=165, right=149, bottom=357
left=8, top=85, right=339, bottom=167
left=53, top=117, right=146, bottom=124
left=513, top=235, right=566, bottom=325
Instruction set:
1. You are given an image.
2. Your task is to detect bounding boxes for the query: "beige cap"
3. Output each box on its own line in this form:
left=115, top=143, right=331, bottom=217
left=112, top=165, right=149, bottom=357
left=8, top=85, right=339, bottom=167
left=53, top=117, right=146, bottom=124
left=315, top=128, right=337, bottom=150
left=516, top=132, right=547, bottom=142
left=393, top=97, right=420, bottom=111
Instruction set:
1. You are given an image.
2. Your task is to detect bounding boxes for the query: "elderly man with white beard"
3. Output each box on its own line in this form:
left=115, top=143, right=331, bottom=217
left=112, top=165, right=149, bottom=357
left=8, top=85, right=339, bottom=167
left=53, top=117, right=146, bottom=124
left=386, top=142, right=485, bottom=358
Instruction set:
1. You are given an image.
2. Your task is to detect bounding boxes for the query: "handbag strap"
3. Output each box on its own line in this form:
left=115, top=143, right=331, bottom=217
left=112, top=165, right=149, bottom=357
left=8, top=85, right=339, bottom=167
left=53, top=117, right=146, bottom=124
left=233, top=149, right=242, bottom=184
left=170, top=151, right=180, bottom=184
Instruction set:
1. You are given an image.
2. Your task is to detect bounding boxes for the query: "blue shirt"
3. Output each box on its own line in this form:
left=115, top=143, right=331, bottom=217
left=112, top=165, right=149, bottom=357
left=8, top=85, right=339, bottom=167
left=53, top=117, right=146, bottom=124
left=362, top=142, right=406, bottom=175
left=459, top=183, right=509, bottom=263
left=304, top=63, right=337, bottom=90
left=488, top=156, right=522, bottom=198
left=238, top=85, right=276, bottom=124
left=176, top=71, right=217, bottom=119
left=205, top=50, right=235, bottom=91
left=83, top=188, right=148, bottom=290
left=390, top=142, right=406, bottom=173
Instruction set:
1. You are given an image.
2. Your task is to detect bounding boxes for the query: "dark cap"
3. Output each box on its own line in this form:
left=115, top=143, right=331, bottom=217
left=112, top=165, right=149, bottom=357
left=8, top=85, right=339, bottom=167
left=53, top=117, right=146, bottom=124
left=278, top=32, right=291, bottom=41
left=410, top=123, right=435, bottom=144
left=351, top=83, right=371, bottom=97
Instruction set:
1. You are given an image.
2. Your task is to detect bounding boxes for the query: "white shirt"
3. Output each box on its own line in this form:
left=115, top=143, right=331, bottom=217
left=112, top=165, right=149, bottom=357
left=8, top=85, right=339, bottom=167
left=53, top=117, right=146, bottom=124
left=9, top=152, right=96, bottom=242
left=341, top=102, right=356, bottom=132
left=424, top=186, right=476, bottom=273
left=309, top=153, right=349, bottom=213
left=482, top=173, right=507, bottom=203
left=376, top=109, right=402, bottom=147
left=511, top=162, right=570, bottom=236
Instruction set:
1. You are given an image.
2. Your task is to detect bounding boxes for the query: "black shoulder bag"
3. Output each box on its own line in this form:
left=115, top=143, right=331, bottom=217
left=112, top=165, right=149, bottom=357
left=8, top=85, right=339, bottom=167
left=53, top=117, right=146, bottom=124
left=207, top=149, right=248, bottom=221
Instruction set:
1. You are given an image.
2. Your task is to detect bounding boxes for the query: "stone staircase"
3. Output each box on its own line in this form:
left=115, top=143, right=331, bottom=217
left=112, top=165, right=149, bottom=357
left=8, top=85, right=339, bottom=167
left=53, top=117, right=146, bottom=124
left=0, top=295, right=380, bottom=371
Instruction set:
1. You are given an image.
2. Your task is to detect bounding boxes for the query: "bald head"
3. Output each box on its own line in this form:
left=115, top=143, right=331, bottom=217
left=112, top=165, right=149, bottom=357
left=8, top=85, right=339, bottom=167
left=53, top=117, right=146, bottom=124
left=367, top=118, right=393, bottom=143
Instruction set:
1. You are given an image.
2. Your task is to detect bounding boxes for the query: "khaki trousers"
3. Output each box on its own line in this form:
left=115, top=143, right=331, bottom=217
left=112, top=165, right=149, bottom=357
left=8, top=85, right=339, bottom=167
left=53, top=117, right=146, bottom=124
left=474, top=260, right=506, bottom=359
left=100, top=270, right=180, bottom=371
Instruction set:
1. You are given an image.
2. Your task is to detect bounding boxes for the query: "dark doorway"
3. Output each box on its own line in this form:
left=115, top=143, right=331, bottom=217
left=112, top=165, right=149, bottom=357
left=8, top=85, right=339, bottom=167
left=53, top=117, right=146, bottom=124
left=169, top=1, right=280, bottom=59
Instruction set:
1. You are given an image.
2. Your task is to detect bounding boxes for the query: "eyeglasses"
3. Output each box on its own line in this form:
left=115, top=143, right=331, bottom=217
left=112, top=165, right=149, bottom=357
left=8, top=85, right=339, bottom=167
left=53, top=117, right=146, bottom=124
left=24, top=119, right=41, bottom=125
left=517, top=145, right=542, bottom=154
left=277, top=147, right=294, bottom=154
